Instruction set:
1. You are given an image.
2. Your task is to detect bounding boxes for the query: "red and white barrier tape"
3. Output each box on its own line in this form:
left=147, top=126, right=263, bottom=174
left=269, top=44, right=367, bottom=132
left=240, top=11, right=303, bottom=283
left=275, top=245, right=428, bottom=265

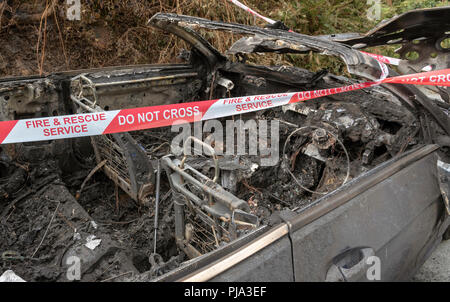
left=225, top=0, right=401, bottom=66
left=359, top=51, right=400, bottom=66
left=1, top=68, right=449, bottom=145
left=0, top=2, right=446, bottom=145
left=226, top=0, right=276, bottom=25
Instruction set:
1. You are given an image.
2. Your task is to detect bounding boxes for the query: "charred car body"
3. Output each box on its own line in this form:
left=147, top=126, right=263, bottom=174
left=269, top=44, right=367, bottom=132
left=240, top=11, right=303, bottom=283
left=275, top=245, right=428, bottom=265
left=0, top=7, right=450, bottom=282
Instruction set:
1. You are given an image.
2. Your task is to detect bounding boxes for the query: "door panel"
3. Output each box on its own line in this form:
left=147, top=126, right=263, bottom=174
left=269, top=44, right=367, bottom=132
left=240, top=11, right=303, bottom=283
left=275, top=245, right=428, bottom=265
left=210, top=236, right=294, bottom=282
left=290, top=148, right=445, bottom=281
left=190, top=145, right=449, bottom=282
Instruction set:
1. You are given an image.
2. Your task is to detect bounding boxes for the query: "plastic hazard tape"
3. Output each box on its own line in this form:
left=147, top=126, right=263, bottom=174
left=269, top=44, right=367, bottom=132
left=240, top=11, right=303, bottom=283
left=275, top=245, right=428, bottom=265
left=1, top=68, right=450, bottom=145
left=359, top=51, right=401, bottom=66
left=225, top=0, right=401, bottom=66
left=226, top=0, right=277, bottom=25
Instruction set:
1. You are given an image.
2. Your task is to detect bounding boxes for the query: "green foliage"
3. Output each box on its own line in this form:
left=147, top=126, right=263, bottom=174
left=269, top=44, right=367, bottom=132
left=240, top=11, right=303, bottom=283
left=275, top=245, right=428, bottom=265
left=382, top=0, right=449, bottom=19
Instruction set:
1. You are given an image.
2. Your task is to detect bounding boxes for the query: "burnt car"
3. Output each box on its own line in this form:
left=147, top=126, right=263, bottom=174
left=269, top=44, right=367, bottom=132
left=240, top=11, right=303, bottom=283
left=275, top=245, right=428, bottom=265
left=0, top=7, right=449, bottom=282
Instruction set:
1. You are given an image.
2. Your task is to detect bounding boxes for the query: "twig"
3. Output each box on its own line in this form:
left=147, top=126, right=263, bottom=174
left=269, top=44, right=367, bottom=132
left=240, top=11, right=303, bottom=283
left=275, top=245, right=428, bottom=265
left=96, top=218, right=140, bottom=225
left=31, top=201, right=60, bottom=258
left=37, top=0, right=50, bottom=75
left=4, top=206, right=15, bottom=222
left=53, top=4, right=69, bottom=69
left=100, top=271, right=133, bottom=282
left=265, top=190, right=291, bottom=207
left=76, top=160, right=107, bottom=200
left=149, top=142, right=170, bottom=155
left=1, top=190, right=32, bottom=221
left=57, top=212, right=76, bottom=231
left=0, top=174, right=58, bottom=220
left=160, top=190, right=172, bottom=204
left=242, top=179, right=262, bottom=195
left=95, top=259, right=118, bottom=282
left=0, top=2, right=7, bottom=30
left=211, top=225, right=220, bottom=248
left=2, top=172, right=59, bottom=217
left=115, top=183, right=120, bottom=213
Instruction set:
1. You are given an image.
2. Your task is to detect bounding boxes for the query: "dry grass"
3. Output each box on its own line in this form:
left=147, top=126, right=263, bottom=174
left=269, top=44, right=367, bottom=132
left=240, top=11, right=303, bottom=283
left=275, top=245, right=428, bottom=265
left=0, top=0, right=447, bottom=77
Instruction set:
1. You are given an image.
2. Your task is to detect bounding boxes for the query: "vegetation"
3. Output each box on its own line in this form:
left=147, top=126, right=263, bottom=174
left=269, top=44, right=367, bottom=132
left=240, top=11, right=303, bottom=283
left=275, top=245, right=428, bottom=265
left=0, top=0, right=448, bottom=77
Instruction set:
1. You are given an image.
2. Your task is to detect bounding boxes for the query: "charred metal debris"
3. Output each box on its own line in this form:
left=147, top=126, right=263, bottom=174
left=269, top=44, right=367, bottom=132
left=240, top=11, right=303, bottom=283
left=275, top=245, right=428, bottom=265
left=1, top=7, right=450, bottom=281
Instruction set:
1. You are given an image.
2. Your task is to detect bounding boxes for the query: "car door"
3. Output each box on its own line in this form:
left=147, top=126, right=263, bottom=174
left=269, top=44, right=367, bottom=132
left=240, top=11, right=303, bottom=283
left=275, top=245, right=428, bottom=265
left=167, top=145, right=449, bottom=282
